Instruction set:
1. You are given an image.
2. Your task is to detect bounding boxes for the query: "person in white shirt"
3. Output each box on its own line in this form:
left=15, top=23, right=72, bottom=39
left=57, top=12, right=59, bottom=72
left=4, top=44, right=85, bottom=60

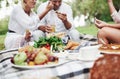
left=95, top=0, right=120, bottom=44
left=4, top=0, right=47, bottom=49
left=37, top=0, right=80, bottom=42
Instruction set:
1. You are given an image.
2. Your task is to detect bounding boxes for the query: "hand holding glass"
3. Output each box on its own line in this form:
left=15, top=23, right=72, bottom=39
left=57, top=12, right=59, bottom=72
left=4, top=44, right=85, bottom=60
left=51, top=24, right=55, bottom=32
left=46, top=25, right=55, bottom=33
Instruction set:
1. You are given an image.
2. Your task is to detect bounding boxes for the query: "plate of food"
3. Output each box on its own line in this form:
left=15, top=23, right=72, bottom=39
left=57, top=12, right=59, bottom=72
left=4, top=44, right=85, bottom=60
left=98, top=44, right=120, bottom=54
left=10, top=45, right=69, bottom=69
left=11, top=58, right=67, bottom=69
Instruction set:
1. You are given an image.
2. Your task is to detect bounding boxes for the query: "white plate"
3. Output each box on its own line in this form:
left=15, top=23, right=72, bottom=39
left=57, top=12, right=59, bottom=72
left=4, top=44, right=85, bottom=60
left=11, top=58, right=69, bottom=69
left=66, top=53, right=102, bottom=61
left=77, top=55, right=102, bottom=61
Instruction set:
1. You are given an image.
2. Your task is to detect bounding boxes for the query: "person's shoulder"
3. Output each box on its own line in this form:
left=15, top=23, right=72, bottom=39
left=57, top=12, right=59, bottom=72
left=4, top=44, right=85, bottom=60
left=61, top=2, right=71, bottom=8
left=12, top=4, right=22, bottom=13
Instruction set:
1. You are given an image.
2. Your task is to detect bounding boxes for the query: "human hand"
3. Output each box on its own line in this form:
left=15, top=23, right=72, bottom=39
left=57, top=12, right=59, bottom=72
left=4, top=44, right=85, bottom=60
left=38, top=26, right=46, bottom=32
left=46, top=1, right=54, bottom=11
left=56, top=12, right=67, bottom=22
left=95, top=18, right=108, bottom=29
left=25, top=30, right=31, bottom=42
left=38, top=25, right=54, bottom=33
left=45, top=25, right=54, bottom=33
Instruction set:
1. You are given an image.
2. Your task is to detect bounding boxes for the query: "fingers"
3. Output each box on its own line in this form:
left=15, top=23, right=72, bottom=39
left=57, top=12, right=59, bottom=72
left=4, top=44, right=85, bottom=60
left=56, top=11, right=66, bottom=16
left=47, top=1, right=54, bottom=10
left=95, top=21, right=100, bottom=28
left=94, top=18, right=99, bottom=26
left=25, top=30, right=31, bottom=42
left=95, top=18, right=102, bottom=24
left=45, top=26, right=53, bottom=33
left=94, top=18, right=102, bottom=28
left=56, top=12, right=67, bottom=21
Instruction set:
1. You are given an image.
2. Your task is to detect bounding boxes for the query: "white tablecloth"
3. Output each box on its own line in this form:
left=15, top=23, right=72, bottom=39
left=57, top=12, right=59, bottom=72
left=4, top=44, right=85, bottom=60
left=0, top=49, right=95, bottom=79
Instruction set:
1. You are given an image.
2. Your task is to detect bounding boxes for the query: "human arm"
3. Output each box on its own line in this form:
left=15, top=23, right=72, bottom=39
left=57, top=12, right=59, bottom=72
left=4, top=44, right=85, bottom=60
left=56, top=12, right=71, bottom=29
left=37, top=1, right=53, bottom=32
left=55, top=4, right=74, bottom=30
left=107, top=0, right=116, bottom=14
left=107, top=0, right=120, bottom=23
left=95, top=18, right=120, bottom=29
left=38, top=1, right=54, bottom=20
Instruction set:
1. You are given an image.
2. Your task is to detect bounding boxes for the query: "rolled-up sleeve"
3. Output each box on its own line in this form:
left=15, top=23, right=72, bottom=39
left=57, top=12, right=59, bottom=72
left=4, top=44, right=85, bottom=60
left=111, top=10, right=120, bottom=23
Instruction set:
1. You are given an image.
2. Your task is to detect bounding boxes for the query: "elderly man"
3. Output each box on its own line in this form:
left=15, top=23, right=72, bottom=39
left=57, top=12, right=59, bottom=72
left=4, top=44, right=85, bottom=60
left=37, top=0, right=80, bottom=42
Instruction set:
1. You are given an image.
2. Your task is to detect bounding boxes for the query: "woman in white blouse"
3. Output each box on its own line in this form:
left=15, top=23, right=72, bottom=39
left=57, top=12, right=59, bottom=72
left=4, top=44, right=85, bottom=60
left=4, top=0, right=52, bottom=49
left=95, top=0, right=120, bottom=44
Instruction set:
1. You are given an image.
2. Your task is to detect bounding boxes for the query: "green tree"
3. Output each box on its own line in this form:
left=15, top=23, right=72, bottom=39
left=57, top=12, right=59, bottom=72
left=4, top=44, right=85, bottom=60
left=69, top=0, right=120, bottom=22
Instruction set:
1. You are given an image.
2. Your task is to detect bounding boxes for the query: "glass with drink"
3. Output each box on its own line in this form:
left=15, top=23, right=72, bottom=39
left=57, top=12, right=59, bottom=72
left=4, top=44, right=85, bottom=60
left=51, top=24, right=55, bottom=33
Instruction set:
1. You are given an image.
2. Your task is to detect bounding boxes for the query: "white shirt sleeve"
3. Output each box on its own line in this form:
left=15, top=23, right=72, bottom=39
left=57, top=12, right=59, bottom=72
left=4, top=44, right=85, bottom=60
left=60, top=3, right=75, bottom=30
left=111, top=10, right=120, bottom=23
left=65, top=5, right=75, bottom=29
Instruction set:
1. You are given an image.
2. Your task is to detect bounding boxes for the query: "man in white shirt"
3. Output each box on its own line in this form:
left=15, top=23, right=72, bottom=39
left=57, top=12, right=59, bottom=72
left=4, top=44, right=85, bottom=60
left=37, top=0, right=80, bottom=42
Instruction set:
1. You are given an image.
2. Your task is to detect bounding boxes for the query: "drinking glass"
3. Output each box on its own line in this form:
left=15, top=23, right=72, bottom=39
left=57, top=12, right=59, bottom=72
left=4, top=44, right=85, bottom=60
left=51, top=24, right=55, bottom=33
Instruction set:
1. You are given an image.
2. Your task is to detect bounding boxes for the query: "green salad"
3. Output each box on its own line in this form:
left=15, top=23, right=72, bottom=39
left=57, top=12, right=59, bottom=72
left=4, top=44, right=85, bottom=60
left=33, top=36, right=65, bottom=51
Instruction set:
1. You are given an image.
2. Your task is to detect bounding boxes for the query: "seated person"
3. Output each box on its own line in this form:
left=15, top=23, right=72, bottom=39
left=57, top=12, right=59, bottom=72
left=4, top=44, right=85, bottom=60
left=37, top=0, right=80, bottom=42
left=4, top=0, right=48, bottom=49
left=95, top=0, right=120, bottom=44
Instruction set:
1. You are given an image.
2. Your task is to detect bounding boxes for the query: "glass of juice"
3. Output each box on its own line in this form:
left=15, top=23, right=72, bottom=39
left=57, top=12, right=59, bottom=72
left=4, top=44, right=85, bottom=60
left=51, top=24, right=55, bottom=33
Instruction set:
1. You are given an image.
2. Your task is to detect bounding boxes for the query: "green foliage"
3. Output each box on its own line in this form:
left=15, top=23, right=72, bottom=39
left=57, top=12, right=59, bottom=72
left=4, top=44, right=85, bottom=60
left=0, top=17, right=9, bottom=35
left=93, top=0, right=112, bottom=21
left=13, top=0, right=19, bottom=4
left=38, top=0, right=47, bottom=2
left=0, top=35, right=5, bottom=50
left=113, top=0, right=120, bottom=11
left=69, top=0, right=120, bottom=22
left=76, top=24, right=98, bottom=36
left=34, top=36, right=63, bottom=51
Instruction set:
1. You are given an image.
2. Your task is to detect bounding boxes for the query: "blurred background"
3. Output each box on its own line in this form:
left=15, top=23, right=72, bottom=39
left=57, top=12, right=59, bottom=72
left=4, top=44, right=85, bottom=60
left=0, top=0, right=120, bottom=50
